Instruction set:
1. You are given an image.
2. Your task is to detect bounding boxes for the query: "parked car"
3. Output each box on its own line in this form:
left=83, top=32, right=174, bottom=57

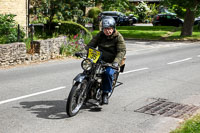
left=194, top=17, right=200, bottom=25
left=128, top=14, right=138, bottom=25
left=152, top=14, right=183, bottom=27
left=98, top=11, right=137, bottom=26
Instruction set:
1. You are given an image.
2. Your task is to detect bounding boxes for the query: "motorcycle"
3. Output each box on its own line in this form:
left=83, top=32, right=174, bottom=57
left=66, top=47, right=125, bottom=117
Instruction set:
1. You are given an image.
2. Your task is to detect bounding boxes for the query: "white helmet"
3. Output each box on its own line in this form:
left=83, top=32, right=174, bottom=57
left=101, top=16, right=116, bottom=30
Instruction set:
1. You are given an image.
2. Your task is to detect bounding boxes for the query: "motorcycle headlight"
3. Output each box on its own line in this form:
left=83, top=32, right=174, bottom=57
left=81, top=59, right=92, bottom=71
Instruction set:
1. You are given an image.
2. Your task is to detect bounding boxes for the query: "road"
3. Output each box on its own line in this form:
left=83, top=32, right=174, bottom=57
left=133, top=23, right=153, bottom=26
left=0, top=40, right=200, bottom=133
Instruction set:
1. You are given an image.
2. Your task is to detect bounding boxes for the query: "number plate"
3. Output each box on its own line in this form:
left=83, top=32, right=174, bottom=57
left=87, top=48, right=101, bottom=63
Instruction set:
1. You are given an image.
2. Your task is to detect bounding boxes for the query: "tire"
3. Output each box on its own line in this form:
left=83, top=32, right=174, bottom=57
left=66, top=80, right=87, bottom=117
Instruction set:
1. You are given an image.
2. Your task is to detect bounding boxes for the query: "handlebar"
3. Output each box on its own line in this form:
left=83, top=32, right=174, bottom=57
left=75, top=50, right=119, bottom=71
left=74, top=52, right=86, bottom=58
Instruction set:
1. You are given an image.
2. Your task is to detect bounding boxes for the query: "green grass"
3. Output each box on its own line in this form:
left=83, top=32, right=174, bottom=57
left=119, top=30, right=168, bottom=40
left=92, top=26, right=200, bottom=41
left=170, top=114, right=200, bottom=133
left=167, top=26, right=200, bottom=41
left=168, top=31, right=200, bottom=41
left=116, top=26, right=175, bottom=31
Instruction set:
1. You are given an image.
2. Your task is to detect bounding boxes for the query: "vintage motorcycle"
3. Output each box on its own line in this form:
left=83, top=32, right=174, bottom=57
left=66, top=47, right=125, bottom=117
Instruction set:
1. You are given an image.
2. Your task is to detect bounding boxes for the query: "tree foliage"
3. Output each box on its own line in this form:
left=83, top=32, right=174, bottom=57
left=0, top=14, right=25, bottom=44
left=100, top=0, right=129, bottom=13
left=30, top=0, right=94, bottom=37
left=88, top=7, right=101, bottom=28
left=163, top=0, right=200, bottom=36
left=134, top=2, right=151, bottom=22
left=168, top=5, right=186, bottom=18
left=30, top=0, right=93, bottom=24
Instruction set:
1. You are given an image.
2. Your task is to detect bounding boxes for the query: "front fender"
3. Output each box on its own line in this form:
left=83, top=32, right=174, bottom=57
left=73, top=73, right=87, bottom=83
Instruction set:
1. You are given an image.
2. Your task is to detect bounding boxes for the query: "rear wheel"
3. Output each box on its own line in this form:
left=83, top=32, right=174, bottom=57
left=66, top=80, right=87, bottom=117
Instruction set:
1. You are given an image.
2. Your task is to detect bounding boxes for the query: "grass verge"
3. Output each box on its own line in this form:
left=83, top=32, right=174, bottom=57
left=170, top=113, right=200, bottom=133
left=92, top=26, right=200, bottom=41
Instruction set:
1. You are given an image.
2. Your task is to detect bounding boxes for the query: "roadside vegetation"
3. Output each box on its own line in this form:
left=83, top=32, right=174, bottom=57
left=0, top=14, right=25, bottom=44
left=170, top=114, right=200, bottom=133
left=168, top=26, right=200, bottom=41
left=92, top=26, right=200, bottom=41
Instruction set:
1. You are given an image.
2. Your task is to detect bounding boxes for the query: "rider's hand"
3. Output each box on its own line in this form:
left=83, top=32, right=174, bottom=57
left=75, top=52, right=83, bottom=57
left=112, top=62, right=119, bottom=68
left=84, top=46, right=89, bottom=50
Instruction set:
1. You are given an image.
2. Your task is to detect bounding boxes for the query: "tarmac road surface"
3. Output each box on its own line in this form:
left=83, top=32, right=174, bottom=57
left=0, top=40, right=200, bottom=133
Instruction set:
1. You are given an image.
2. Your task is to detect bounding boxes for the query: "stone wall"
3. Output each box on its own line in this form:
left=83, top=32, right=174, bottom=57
left=0, top=43, right=26, bottom=66
left=29, top=36, right=66, bottom=61
left=0, top=0, right=27, bottom=32
left=0, top=37, right=66, bottom=67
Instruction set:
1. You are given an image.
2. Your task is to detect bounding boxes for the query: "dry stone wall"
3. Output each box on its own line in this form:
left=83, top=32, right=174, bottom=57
left=0, top=36, right=66, bottom=67
left=34, top=36, right=65, bottom=60
left=0, top=43, right=26, bottom=66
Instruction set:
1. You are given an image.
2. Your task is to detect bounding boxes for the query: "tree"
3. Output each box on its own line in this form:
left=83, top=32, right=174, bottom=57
left=0, top=14, right=25, bottom=44
left=164, top=0, right=200, bottom=36
left=168, top=5, right=186, bottom=18
left=100, top=0, right=129, bottom=13
left=30, top=0, right=66, bottom=23
left=30, top=0, right=93, bottom=24
left=135, top=1, right=151, bottom=23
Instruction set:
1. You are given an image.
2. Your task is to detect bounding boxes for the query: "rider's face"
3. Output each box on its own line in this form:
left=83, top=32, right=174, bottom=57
left=103, top=27, right=114, bottom=36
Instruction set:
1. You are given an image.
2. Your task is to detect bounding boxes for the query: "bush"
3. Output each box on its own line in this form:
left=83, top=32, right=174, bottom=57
left=60, top=34, right=86, bottom=56
left=88, top=7, right=101, bottom=29
left=0, top=14, right=25, bottom=44
left=135, top=2, right=151, bottom=23
left=34, top=21, right=92, bottom=41
left=57, top=21, right=92, bottom=45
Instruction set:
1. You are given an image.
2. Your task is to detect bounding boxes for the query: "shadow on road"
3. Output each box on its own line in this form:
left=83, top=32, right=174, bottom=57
left=19, top=100, right=104, bottom=119
left=81, top=103, right=103, bottom=112
left=20, top=100, right=69, bottom=119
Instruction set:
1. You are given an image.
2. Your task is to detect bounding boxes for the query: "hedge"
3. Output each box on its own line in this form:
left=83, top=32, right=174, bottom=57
left=33, top=21, right=92, bottom=41
left=58, top=21, right=92, bottom=39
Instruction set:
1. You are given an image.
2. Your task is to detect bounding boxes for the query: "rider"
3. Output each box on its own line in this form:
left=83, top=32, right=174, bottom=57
left=86, top=16, right=126, bottom=104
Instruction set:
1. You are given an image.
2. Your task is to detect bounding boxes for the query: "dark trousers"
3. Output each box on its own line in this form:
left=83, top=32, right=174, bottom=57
left=102, top=67, right=115, bottom=93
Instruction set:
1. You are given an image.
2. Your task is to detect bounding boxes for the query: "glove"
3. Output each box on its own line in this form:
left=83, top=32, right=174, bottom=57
left=84, top=46, right=89, bottom=50
left=74, top=52, right=83, bottom=57
left=112, top=62, right=119, bottom=68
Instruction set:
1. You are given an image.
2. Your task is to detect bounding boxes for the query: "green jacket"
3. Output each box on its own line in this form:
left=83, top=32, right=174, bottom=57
left=88, top=30, right=126, bottom=65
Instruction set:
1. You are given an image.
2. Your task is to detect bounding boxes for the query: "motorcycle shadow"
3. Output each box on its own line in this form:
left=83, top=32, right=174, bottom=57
left=20, top=100, right=69, bottom=119
left=81, top=102, right=103, bottom=112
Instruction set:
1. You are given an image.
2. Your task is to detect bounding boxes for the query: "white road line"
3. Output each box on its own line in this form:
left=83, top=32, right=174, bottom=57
left=0, top=67, right=149, bottom=105
left=0, top=86, right=66, bottom=105
left=198, top=55, right=200, bottom=57
left=121, top=67, right=149, bottom=75
left=167, top=58, right=192, bottom=65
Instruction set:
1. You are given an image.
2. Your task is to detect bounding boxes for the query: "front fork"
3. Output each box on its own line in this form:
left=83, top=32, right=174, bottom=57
left=73, top=73, right=104, bottom=104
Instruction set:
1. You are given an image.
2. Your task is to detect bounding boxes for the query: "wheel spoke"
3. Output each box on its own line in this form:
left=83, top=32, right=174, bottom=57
left=67, top=80, right=88, bottom=116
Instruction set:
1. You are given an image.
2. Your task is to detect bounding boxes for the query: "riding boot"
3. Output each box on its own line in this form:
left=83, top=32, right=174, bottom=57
left=102, top=93, right=109, bottom=104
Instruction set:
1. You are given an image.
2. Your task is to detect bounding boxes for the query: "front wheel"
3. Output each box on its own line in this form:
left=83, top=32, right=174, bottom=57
left=66, top=80, right=87, bottom=117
